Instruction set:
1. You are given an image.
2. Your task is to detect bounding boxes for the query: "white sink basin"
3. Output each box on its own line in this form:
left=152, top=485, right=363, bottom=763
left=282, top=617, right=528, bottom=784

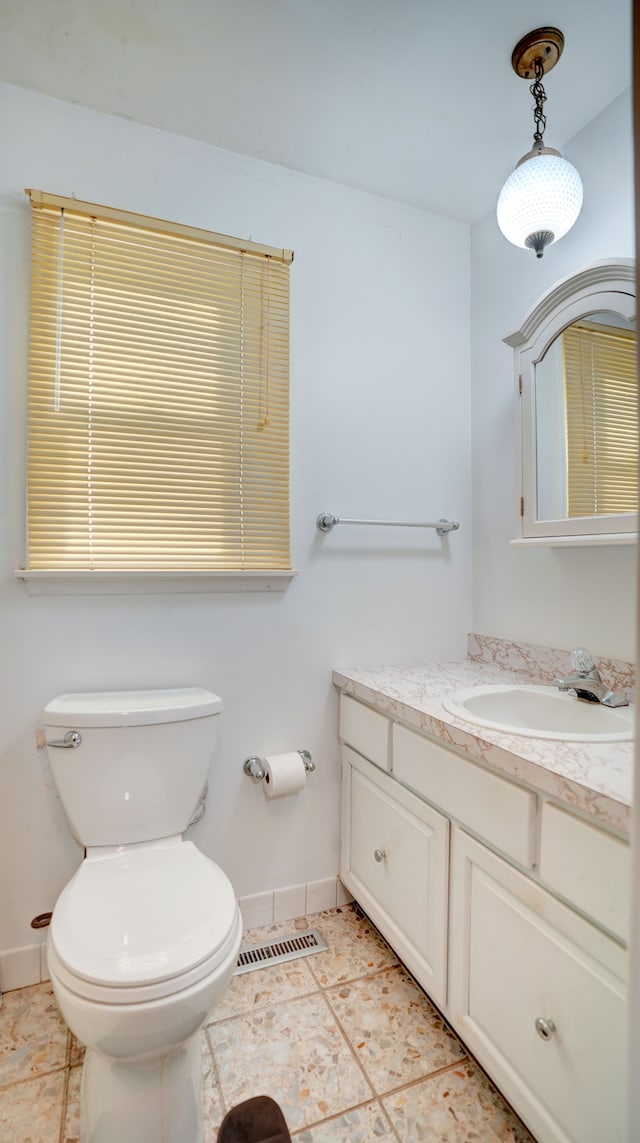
left=442, top=684, right=634, bottom=742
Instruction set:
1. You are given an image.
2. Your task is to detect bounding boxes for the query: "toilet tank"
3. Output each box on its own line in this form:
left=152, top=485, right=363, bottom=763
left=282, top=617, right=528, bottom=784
left=43, top=688, right=223, bottom=847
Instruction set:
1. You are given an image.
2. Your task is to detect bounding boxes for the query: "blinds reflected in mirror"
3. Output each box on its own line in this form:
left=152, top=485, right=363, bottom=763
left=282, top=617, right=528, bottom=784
left=562, top=318, right=637, bottom=517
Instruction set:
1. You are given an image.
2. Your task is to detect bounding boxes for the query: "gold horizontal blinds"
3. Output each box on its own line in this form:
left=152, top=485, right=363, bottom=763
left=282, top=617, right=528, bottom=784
left=563, top=321, right=637, bottom=517
left=26, top=193, right=291, bottom=571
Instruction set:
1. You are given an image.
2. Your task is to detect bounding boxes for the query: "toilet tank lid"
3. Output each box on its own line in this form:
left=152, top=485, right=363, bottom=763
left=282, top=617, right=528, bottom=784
left=43, top=687, right=223, bottom=727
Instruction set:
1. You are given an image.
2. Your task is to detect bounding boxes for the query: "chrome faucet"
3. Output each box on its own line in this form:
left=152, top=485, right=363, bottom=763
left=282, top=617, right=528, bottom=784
left=554, top=646, right=629, bottom=708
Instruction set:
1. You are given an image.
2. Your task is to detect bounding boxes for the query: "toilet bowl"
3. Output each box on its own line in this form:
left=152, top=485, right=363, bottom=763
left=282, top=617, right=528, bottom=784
left=43, top=688, right=242, bottom=1143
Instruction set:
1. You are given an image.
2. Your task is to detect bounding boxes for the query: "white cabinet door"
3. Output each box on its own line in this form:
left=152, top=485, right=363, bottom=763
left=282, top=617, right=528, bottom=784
left=341, top=745, right=449, bottom=1007
left=448, top=828, right=627, bottom=1143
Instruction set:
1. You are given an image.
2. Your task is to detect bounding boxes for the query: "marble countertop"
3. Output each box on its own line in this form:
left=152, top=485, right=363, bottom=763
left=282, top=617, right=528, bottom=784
left=333, top=647, right=634, bottom=835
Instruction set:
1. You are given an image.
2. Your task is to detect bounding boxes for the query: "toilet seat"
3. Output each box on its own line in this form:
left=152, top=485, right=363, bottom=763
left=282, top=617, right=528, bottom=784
left=49, top=838, right=240, bottom=1005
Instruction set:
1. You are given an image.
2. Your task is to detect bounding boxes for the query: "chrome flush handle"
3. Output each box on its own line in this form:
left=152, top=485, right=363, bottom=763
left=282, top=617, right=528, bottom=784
left=46, top=730, right=82, bottom=749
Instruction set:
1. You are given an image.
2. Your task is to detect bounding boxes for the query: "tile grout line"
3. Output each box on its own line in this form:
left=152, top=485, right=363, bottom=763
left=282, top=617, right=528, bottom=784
left=206, top=960, right=393, bottom=1139
left=317, top=984, right=376, bottom=1091
left=58, top=1061, right=74, bottom=1143
left=312, top=988, right=402, bottom=1142
left=306, top=953, right=401, bottom=991
left=209, top=950, right=470, bottom=1101
left=289, top=1095, right=400, bottom=1141
left=204, top=916, right=415, bottom=1137
left=443, top=1043, right=537, bottom=1141
left=203, top=918, right=404, bottom=1138
left=207, top=984, right=321, bottom=1029
left=319, top=967, right=474, bottom=1105
left=206, top=957, right=402, bottom=1030
left=390, top=955, right=536, bottom=1138
left=377, top=1054, right=473, bottom=1102
left=57, top=1029, right=76, bottom=1142
left=0, top=1062, right=68, bottom=1094
left=207, top=977, right=372, bottom=1135
left=315, top=977, right=478, bottom=1137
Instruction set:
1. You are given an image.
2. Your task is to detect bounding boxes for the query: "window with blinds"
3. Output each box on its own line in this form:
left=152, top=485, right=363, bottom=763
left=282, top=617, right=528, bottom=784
left=562, top=319, right=637, bottom=518
left=25, top=190, right=292, bottom=573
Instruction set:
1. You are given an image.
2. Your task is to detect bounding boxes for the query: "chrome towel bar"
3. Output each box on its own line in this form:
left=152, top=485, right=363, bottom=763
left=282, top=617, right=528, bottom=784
left=316, top=513, right=459, bottom=536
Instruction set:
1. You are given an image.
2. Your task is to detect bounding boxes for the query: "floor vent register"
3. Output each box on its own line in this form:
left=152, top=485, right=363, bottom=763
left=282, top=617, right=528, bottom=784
left=234, top=929, right=327, bottom=975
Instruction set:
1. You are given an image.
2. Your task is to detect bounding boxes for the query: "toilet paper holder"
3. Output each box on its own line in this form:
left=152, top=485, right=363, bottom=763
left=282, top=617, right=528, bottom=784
left=243, top=750, right=315, bottom=781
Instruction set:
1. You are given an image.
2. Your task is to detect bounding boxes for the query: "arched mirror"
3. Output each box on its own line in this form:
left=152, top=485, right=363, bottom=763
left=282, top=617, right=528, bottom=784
left=505, top=259, right=637, bottom=544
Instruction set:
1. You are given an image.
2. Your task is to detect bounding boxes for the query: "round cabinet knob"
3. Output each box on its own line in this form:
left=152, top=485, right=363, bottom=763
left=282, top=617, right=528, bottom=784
left=374, top=848, right=387, bottom=863
left=535, top=1016, right=556, bottom=1041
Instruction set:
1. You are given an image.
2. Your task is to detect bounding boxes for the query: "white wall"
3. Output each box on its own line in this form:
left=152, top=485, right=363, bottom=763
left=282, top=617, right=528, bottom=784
left=0, top=83, right=472, bottom=976
left=471, top=91, right=636, bottom=663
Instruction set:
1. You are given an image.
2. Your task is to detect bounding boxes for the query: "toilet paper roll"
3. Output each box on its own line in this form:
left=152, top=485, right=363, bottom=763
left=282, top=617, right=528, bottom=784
left=263, top=752, right=307, bottom=799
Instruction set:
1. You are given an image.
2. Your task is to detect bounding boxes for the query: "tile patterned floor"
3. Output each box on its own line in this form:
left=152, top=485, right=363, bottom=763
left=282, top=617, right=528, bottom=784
left=0, top=904, right=536, bottom=1142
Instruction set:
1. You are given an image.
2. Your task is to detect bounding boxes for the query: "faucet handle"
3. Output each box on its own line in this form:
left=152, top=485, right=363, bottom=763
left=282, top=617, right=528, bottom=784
left=570, top=646, right=598, bottom=676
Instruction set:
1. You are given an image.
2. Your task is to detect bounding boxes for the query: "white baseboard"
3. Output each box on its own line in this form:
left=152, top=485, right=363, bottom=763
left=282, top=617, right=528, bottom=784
left=1, top=876, right=354, bottom=994
left=0, top=941, right=48, bottom=994
left=239, top=875, right=353, bottom=930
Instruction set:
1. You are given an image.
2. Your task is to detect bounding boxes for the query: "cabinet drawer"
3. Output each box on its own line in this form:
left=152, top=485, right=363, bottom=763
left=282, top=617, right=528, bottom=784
left=341, top=746, right=448, bottom=1005
left=449, top=829, right=627, bottom=1143
left=340, top=695, right=390, bottom=770
left=539, top=802, right=630, bottom=941
left=393, top=723, right=535, bottom=867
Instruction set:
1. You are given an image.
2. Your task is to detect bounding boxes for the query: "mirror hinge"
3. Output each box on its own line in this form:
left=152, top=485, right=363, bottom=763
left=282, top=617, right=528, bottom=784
left=518, top=375, right=523, bottom=395
left=520, top=496, right=524, bottom=516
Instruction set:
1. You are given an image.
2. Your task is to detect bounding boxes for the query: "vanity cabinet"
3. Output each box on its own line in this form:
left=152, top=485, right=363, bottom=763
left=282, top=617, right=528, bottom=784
left=341, top=744, right=448, bottom=1006
left=338, top=693, right=629, bottom=1143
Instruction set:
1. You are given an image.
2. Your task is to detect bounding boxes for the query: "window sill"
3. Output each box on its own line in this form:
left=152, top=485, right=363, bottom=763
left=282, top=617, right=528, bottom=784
left=15, top=569, right=297, bottom=596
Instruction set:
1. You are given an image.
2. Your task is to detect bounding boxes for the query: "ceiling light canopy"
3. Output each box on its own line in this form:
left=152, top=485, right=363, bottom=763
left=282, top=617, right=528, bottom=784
left=497, top=28, right=583, bottom=259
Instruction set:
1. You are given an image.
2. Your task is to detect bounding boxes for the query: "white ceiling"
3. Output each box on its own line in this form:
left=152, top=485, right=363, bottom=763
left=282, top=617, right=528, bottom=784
left=0, top=0, right=632, bottom=223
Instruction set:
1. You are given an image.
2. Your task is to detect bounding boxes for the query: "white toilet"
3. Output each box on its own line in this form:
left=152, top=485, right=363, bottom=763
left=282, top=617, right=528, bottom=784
left=43, top=687, right=242, bottom=1143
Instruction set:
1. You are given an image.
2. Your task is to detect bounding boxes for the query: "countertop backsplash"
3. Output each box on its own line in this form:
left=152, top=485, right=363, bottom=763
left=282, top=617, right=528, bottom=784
left=467, top=633, right=636, bottom=703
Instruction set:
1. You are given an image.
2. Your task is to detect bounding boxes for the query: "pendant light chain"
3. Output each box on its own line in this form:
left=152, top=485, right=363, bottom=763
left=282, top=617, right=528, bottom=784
left=497, top=27, right=583, bottom=257
left=530, top=58, right=547, bottom=146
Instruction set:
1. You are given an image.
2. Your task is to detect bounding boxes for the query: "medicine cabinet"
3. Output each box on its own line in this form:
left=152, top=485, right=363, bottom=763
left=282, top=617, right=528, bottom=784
left=505, top=259, right=637, bottom=545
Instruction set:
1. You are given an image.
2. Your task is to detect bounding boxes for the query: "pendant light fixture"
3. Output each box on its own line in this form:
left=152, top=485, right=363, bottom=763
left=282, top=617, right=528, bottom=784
left=497, top=28, right=583, bottom=258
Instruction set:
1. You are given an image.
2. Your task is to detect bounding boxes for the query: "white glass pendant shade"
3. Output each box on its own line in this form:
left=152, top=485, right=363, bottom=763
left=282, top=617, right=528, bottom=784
left=497, top=148, right=583, bottom=256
